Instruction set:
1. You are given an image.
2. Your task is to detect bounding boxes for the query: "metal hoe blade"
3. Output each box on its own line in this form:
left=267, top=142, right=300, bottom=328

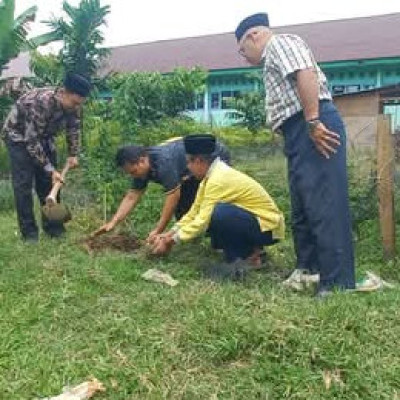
left=42, top=203, right=72, bottom=223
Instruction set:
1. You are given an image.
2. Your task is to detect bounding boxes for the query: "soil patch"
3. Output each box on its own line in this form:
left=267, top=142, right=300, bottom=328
left=82, top=234, right=141, bottom=254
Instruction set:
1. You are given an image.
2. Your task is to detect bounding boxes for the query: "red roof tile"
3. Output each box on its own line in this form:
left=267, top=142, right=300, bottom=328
left=3, top=13, right=400, bottom=78
left=103, top=13, right=400, bottom=74
left=1, top=52, right=32, bottom=79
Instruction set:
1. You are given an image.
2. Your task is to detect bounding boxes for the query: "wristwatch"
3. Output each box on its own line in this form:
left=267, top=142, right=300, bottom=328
left=307, top=118, right=321, bottom=133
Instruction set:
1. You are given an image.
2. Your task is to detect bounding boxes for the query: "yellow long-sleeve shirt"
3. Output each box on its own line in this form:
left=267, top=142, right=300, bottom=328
left=175, top=159, right=285, bottom=242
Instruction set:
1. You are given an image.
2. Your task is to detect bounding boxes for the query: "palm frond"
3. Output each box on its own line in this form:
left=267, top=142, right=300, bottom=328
left=54, top=0, right=110, bottom=79
left=13, top=5, right=36, bottom=27
left=0, top=1, right=57, bottom=75
left=24, top=31, right=62, bottom=50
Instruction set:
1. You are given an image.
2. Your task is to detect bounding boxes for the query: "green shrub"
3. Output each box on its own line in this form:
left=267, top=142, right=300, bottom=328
left=80, top=117, right=127, bottom=216
left=131, top=117, right=209, bottom=146
left=214, top=126, right=280, bottom=149
left=0, top=143, right=10, bottom=174
left=232, top=91, right=267, bottom=133
left=347, top=155, right=378, bottom=237
left=229, top=71, right=267, bottom=133
left=0, top=179, right=14, bottom=212
left=110, top=68, right=206, bottom=130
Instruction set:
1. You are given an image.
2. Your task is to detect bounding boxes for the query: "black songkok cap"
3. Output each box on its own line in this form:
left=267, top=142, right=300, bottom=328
left=63, top=73, right=91, bottom=97
left=184, top=134, right=216, bottom=155
left=235, top=13, right=269, bottom=42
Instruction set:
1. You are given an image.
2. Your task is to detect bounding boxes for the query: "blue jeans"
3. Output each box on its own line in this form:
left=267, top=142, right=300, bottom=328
left=208, top=203, right=277, bottom=263
left=280, top=100, right=355, bottom=290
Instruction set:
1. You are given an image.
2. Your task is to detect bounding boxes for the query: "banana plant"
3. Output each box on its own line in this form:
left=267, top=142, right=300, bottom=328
left=0, top=0, right=60, bottom=124
left=0, top=0, right=58, bottom=75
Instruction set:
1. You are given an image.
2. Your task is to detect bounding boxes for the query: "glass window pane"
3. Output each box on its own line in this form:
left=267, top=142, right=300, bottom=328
left=211, top=93, right=220, bottom=109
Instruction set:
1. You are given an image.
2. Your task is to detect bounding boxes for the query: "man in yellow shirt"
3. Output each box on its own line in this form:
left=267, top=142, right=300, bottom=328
left=151, top=134, right=284, bottom=265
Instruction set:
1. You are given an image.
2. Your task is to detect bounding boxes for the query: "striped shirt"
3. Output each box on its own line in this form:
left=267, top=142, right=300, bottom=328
left=262, top=34, right=332, bottom=131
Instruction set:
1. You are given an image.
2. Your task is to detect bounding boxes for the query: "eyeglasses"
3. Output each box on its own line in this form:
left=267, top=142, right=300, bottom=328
left=237, top=30, right=254, bottom=57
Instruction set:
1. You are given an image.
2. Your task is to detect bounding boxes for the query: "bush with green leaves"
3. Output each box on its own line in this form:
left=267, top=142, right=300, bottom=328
left=131, top=116, right=210, bottom=146
left=228, top=71, right=267, bottom=134
left=0, top=143, right=10, bottom=174
left=110, top=67, right=207, bottom=132
left=80, top=109, right=126, bottom=215
left=347, top=156, right=378, bottom=237
left=29, top=50, right=64, bottom=87
left=214, top=125, right=278, bottom=149
left=232, top=91, right=267, bottom=134
left=0, top=179, right=14, bottom=212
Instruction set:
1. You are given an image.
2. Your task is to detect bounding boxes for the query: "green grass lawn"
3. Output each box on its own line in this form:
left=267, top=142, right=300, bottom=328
left=1, top=150, right=400, bottom=399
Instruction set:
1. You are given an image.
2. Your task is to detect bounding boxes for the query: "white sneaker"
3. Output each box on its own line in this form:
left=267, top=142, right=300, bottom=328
left=282, top=269, right=303, bottom=291
left=355, top=271, right=395, bottom=292
left=282, top=269, right=320, bottom=291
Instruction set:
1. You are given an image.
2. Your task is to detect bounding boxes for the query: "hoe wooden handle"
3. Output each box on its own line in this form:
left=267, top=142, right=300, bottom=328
left=46, top=163, right=70, bottom=205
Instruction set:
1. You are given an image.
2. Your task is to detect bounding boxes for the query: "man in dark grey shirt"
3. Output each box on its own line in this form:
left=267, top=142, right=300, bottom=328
left=93, top=137, right=230, bottom=243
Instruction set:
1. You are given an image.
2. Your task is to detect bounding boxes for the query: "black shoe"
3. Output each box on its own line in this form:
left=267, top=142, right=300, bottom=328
left=44, top=229, right=66, bottom=239
left=202, top=259, right=251, bottom=282
left=315, top=289, right=333, bottom=300
left=260, top=250, right=267, bottom=265
left=22, top=234, right=39, bottom=243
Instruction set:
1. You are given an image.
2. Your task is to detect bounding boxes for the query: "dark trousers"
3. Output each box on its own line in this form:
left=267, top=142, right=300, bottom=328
left=208, top=203, right=277, bottom=263
left=6, top=141, right=65, bottom=239
left=175, top=176, right=200, bottom=220
left=281, top=100, right=355, bottom=290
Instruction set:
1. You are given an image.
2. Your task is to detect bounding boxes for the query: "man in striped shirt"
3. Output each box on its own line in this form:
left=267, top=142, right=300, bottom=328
left=235, top=13, right=355, bottom=297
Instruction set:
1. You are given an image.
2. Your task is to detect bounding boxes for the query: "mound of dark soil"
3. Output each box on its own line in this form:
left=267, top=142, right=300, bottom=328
left=82, top=234, right=141, bottom=253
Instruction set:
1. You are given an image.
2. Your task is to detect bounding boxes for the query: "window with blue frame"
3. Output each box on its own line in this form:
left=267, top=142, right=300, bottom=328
left=346, top=85, right=361, bottom=93
left=332, top=85, right=345, bottom=95
left=221, top=90, right=241, bottom=109
left=221, top=91, right=233, bottom=109
left=196, top=93, right=204, bottom=110
left=233, top=90, right=241, bottom=98
left=384, top=103, right=400, bottom=134
left=211, top=93, right=220, bottom=109
left=209, top=89, right=243, bottom=110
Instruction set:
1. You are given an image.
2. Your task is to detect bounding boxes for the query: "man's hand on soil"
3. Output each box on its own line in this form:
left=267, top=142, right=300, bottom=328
left=151, top=233, right=174, bottom=255
left=91, top=220, right=116, bottom=237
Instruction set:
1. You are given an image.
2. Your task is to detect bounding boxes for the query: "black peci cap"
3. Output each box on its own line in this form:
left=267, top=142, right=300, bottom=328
left=184, top=134, right=216, bottom=155
left=63, top=73, right=91, bottom=97
left=235, top=13, right=269, bottom=42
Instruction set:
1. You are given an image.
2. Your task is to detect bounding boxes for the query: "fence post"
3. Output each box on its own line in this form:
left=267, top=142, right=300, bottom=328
left=376, top=114, right=396, bottom=259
